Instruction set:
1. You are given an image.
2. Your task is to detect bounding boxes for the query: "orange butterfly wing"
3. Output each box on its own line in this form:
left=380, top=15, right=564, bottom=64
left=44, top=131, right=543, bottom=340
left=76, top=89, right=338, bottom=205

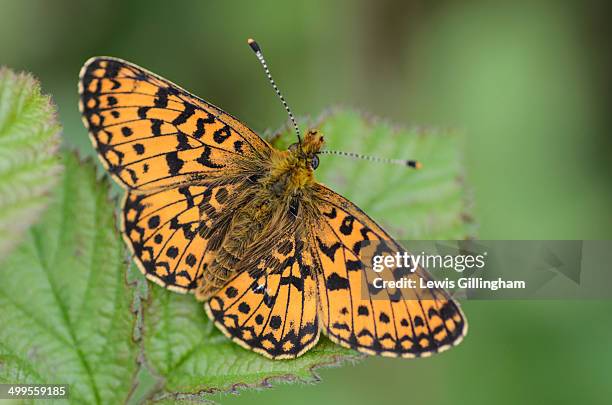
left=204, top=232, right=320, bottom=359
left=310, top=184, right=467, bottom=357
left=79, top=57, right=270, bottom=191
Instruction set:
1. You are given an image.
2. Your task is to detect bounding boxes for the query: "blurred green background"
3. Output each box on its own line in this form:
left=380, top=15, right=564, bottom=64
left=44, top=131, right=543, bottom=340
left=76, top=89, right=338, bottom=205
left=1, top=0, right=611, bottom=404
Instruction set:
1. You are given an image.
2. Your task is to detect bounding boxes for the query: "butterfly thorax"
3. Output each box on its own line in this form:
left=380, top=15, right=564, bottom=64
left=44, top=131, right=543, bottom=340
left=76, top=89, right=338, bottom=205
left=266, top=130, right=324, bottom=199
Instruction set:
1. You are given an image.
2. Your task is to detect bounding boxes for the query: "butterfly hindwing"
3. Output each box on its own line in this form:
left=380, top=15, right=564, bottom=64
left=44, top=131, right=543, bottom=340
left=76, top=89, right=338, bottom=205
left=79, top=57, right=270, bottom=190
left=310, top=184, right=467, bottom=357
left=204, top=232, right=320, bottom=359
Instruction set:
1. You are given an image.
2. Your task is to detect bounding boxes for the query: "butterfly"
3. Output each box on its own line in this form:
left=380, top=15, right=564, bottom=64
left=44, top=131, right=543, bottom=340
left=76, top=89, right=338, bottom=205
left=78, top=39, right=466, bottom=359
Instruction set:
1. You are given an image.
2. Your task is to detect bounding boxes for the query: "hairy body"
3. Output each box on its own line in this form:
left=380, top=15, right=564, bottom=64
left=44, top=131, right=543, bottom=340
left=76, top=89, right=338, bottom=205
left=196, top=131, right=324, bottom=299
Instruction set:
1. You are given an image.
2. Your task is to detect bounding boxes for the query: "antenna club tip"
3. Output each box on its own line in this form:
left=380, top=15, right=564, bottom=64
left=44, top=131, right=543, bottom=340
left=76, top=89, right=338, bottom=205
left=408, top=160, right=422, bottom=169
left=247, top=38, right=261, bottom=52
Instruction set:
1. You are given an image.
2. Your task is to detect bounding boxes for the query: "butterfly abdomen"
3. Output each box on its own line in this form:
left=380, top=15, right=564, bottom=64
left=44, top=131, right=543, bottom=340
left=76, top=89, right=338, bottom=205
left=196, top=194, right=275, bottom=299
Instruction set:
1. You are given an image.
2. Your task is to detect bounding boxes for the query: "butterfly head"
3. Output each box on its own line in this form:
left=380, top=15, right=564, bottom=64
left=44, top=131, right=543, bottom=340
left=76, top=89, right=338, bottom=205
left=288, top=129, right=324, bottom=170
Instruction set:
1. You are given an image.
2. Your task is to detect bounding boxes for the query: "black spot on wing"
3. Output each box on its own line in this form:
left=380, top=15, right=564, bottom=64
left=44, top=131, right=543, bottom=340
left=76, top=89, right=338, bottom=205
left=357, top=305, right=369, bottom=316
left=185, top=254, right=197, bottom=267
left=346, top=259, right=363, bottom=271
left=161, top=271, right=176, bottom=285
left=316, top=237, right=341, bottom=261
left=166, top=151, right=184, bottom=175
left=339, top=215, right=355, bottom=235
left=147, top=215, right=160, bottom=229
left=105, top=60, right=121, bottom=78
left=322, top=207, right=337, bottom=219
left=151, top=119, right=162, bottom=136
left=225, top=286, right=238, bottom=298
left=166, top=246, right=179, bottom=259
left=379, top=312, right=390, bottom=323
left=196, top=146, right=224, bottom=169
left=440, top=302, right=458, bottom=320
left=178, top=186, right=195, bottom=208
left=126, top=168, right=138, bottom=184
left=332, top=322, right=350, bottom=331
left=238, top=302, right=251, bottom=314
left=192, top=113, right=216, bottom=139
left=154, top=87, right=169, bottom=108
left=176, top=132, right=191, bottom=151
left=137, top=106, right=149, bottom=119
left=326, top=272, right=349, bottom=291
left=213, top=125, right=231, bottom=144
left=133, top=143, right=145, bottom=155
left=233, top=140, right=244, bottom=153
left=263, top=292, right=276, bottom=308
left=280, top=274, right=304, bottom=292
left=121, top=126, right=133, bottom=137
left=172, top=102, right=196, bottom=125
left=388, top=288, right=402, bottom=302
left=269, top=315, right=282, bottom=330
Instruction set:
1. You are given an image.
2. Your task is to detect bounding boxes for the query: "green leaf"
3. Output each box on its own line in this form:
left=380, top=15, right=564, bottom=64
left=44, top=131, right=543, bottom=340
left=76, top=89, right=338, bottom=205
left=141, top=283, right=359, bottom=403
left=138, top=108, right=474, bottom=401
left=0, top=152, right=138, bottom=404
left=0, top=68, right=62, bottom=258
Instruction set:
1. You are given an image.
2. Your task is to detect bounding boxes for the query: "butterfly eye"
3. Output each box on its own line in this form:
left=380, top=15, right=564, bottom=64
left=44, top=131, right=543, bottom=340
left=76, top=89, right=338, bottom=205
left=288, top=143, right=298, bottom=152
left=311, top=155, right=319, bottom=170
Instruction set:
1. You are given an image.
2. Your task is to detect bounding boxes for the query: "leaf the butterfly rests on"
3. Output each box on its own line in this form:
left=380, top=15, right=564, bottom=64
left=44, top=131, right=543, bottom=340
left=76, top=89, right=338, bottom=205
left=79, top=56, right=467, bottom=360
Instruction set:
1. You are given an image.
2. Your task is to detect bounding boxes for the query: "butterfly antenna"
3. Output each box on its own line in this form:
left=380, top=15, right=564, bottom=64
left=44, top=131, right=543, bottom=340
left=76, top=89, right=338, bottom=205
left=319, top=150, right=422, bottom=169
left=248, top=38, right=302, bottom=146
